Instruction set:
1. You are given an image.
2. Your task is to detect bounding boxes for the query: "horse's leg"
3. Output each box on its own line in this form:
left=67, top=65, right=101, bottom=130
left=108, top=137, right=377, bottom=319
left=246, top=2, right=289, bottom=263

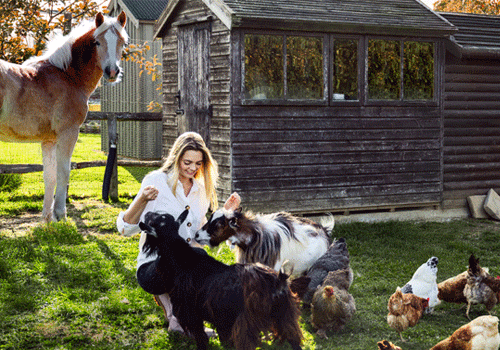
left=53, top=127, right=79, bottom=221
left=41, top=141, right=57, bottom=222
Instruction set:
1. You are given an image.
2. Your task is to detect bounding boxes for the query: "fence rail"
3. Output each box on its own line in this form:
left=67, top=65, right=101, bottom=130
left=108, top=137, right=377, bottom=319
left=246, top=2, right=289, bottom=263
left=1, top=112, right=163, bottom=200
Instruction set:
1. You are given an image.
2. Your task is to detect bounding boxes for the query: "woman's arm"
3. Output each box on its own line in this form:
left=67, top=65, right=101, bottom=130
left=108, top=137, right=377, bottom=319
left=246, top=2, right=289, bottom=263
left=123, top=185, right=159, bottom=224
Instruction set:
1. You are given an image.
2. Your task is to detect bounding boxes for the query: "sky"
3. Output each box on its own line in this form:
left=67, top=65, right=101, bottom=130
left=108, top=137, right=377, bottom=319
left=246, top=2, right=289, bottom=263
left=421, top=0, right=436, bottom=9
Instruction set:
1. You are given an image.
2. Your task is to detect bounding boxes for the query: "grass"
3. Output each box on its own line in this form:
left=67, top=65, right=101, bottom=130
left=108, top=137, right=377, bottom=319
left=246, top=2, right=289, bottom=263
left=1, top=136, right=500, bottom=349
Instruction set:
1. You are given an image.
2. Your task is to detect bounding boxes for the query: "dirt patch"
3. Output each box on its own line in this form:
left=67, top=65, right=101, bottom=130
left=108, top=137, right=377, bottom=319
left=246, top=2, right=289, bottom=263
left=0, top=213, right=40, bottom=236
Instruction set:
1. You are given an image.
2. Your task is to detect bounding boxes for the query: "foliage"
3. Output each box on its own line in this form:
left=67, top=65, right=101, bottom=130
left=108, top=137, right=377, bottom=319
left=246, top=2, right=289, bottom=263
left=123, top=41, right=163, bottom=112
left=434, top=0, right=500, bottom=14
left=0, top=0, right=103, bottom=64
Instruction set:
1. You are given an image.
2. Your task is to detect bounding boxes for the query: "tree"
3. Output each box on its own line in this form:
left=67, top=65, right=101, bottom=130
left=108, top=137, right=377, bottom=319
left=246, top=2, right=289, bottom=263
left=434, top=0, right=500, bottom=15
left=0, top=0, right=104, bottom=64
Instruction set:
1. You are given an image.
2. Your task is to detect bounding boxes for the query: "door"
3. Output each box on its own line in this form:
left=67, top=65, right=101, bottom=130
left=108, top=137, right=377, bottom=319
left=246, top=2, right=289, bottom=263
left=177, top=21, right=212, bottom=146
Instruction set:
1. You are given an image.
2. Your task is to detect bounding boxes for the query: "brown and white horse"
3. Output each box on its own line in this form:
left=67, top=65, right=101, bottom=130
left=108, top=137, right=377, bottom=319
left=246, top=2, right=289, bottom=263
left=0, top=12, right=128, bottom=221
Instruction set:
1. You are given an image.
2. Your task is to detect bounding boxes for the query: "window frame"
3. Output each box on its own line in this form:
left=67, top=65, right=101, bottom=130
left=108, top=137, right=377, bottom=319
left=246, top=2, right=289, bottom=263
left=364, top=36, right=438, bottom=107
left=240, top=30, right=329, bottom=106
left=238, top=30, right=440, bottom=107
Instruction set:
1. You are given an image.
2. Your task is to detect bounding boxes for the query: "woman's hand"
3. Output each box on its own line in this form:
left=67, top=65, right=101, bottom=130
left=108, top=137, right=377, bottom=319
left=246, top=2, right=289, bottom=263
left=141, top=185, right=159, bottom=202
left=123, top=185, right=158, bottom=225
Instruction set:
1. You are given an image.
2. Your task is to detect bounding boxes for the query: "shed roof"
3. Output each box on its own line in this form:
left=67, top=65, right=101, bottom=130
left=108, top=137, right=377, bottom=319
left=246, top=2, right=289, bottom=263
left=120, top=0, right=168, bottom=21
left=155, top=0, right=456, bottom=38
left=439, top=12, right=500, bottom=58
left=109, top=0, right=168, bottom=29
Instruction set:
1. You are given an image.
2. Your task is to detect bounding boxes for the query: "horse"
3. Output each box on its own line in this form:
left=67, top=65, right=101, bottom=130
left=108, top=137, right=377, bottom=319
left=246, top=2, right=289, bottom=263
left=0, top=11, right=128, bottom=222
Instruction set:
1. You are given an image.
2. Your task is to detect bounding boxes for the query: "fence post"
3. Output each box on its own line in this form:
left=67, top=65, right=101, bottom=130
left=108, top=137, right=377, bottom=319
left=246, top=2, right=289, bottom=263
left=103, top=115, right=118, bottom=201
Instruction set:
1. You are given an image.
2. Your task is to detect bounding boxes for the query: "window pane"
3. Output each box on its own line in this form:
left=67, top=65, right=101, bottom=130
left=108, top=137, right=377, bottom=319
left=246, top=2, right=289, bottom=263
left=244, top=34, right=284, bottom=99
left=333, top=39, right=358, bottom=100
left=286, top=36, right=324, bottom=99
left=404, top=41, right=434, bottom=100
left=368, top=39, right=401, bottom=100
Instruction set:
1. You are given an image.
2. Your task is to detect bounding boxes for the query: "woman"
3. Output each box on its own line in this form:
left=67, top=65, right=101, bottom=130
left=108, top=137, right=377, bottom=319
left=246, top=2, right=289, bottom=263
left=117, top=131, right=218, bottom=335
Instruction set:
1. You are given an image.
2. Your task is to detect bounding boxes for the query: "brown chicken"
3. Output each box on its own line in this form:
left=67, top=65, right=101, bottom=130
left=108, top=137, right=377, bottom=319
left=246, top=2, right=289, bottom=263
left=464, top=254, right=500, bottom=319
left=311, top=268, right=356, bottom=339
left=387, top=286, right=429, bottom=342
left=437, top=271, right=468, bottom=304
left=430, top=315, right=500, bottom=350
left=377, top=340, right=403, bottom=350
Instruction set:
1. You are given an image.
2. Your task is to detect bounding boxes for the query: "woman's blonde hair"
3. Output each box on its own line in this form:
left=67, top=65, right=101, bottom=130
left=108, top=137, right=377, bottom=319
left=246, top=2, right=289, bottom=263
left=161, top=132, right=219, bottom=210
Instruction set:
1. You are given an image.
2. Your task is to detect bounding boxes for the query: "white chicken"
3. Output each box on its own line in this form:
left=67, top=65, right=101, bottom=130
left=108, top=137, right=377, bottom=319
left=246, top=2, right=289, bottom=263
left=401, top=256, right=440, bottom=313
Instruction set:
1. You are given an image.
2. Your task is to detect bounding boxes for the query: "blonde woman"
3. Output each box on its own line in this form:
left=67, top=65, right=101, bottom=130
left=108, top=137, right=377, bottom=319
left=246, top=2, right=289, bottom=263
left=117, top=132, right=218, bottom=336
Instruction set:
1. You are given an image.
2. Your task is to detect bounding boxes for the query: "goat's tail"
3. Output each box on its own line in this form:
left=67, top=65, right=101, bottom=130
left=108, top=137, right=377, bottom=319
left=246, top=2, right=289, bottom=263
left=231, top=265, right=302, bottom=350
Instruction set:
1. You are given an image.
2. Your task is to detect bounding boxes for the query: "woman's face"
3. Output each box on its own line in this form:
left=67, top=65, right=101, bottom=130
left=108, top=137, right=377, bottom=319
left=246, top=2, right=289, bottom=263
left=179, top=150, right=203, bottom=181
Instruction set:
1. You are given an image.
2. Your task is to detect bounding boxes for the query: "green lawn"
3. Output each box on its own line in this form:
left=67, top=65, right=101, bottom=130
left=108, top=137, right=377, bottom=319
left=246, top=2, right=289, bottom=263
left=1, top=135, right=500, bottom=349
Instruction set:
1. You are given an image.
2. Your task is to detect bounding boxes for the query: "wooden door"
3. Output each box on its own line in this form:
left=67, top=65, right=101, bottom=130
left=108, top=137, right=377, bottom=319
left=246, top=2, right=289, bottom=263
left=177, top=21, right=211, bottom=146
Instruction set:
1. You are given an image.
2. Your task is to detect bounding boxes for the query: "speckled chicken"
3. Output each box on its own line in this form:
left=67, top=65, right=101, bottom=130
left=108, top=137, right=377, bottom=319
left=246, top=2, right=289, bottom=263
left=311, top=268, right=356, bottom=339
left=377, top=339, right=403, bottom=350
left=301, top=237, right=352, bottom=305
left=464, top=254, right=500, bottom=319
left=387, top=286, right=429, bottom=342
left=401, top=256, right=440, bottom=314
left=430, top=315, right=500, bottom=350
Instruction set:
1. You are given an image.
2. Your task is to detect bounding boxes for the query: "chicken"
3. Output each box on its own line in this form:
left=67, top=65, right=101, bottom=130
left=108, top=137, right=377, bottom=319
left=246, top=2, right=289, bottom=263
left=438, top=271, right=468, bottom=304
left=377, top=340, right=403, bottom=350
left=401, top=256, right=440, bottom=313
left=301, top=237, right=352, bottom=304
left=464, top=254, right=500, bottom=319
left=387, top=286, right=429, bottom=342
left=311, top=268, right=356, bottom=339
left=430, top=315, right=500, bottom=350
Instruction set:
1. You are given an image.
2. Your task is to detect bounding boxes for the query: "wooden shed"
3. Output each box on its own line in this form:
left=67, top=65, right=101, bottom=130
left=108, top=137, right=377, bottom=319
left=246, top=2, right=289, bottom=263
left=440, top=12, right=500, bottom=209
left=153, top=0, right=458, bottom=214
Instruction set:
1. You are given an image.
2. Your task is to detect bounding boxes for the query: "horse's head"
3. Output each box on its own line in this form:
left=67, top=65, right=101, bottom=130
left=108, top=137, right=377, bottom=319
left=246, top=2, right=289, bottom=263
left=93, top=11, right=128, bottom=84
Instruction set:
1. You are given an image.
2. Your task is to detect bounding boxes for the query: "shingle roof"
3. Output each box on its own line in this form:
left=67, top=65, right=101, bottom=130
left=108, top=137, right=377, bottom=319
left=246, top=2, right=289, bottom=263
left=121, top=0, right=168, bottom=21
left=222, top=0, right=455, bottom=34
left=439, top=12, right=500, bottom=50
left=155, top=0, right=456, bottom=39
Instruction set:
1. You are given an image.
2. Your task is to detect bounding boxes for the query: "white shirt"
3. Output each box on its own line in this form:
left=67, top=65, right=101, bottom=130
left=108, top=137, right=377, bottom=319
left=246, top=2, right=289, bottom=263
left=116, top=170, right=209, bottom=269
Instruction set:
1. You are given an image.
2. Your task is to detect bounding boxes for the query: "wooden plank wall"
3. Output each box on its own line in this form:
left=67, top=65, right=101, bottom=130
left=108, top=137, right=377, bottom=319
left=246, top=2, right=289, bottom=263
left=443, top=55, right=500, bottom=209
left=231, top=105, right=443, bottom=214
left=160, top=0, right=232, bottom=205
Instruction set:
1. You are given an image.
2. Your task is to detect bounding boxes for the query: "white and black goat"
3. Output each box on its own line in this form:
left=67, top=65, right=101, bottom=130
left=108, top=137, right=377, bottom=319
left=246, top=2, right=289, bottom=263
left=139, top=210, right=303, bottom=350
left=194, top=207, right=333, bottom=277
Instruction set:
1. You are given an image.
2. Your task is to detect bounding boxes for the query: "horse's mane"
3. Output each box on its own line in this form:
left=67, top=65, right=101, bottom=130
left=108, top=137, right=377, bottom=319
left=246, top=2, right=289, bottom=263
left=24, top=14, right=128, bottom=71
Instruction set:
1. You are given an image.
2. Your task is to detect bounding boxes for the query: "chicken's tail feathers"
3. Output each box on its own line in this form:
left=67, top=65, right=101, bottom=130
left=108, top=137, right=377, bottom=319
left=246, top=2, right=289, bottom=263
left=468, top=254, right=482, bottom=275
left=318, top=213, right=335, bottom=237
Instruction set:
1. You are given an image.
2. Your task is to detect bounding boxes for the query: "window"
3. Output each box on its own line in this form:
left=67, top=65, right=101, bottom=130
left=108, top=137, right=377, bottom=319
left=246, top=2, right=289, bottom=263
left=244, top=34, right=284, bottom=99
left=242, top=33, right=435, bottom=104
left=368, top=39, right=434, bottom=101
left=333, top=39, right=358, bottom=100
left=404, top=41, right=434, bottom=100
left=244, top=34, right=325, bottom=101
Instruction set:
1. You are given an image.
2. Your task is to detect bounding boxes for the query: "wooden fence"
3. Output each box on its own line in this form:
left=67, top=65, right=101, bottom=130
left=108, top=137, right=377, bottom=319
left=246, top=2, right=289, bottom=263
left=0, top=112, right=163, bottom=200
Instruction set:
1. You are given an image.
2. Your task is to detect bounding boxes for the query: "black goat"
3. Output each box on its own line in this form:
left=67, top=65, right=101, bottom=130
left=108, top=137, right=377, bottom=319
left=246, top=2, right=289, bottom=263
left=138, top=210, right=303, bottom=350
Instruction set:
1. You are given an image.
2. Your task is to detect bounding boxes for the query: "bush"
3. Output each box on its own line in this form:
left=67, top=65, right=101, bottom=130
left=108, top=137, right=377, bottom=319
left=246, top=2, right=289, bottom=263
left=0, top=174, right=22, bottom=192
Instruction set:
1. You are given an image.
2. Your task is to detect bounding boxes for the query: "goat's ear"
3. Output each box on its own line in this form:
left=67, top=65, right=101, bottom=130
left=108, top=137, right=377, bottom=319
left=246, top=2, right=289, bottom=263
left=228, top=217, right=239, bottom=229
left=139, top=222, right=157, bottom=237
